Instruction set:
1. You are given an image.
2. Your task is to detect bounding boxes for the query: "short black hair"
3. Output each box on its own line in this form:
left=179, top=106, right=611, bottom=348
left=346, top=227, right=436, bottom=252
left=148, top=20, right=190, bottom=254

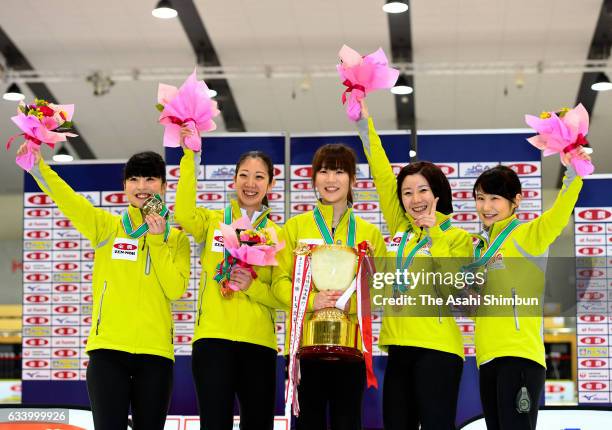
left=396, top=161, right=453, bottom=215
left=473, top=165, right=521, bottom=203
left=123, top=151, right=166, bottom=183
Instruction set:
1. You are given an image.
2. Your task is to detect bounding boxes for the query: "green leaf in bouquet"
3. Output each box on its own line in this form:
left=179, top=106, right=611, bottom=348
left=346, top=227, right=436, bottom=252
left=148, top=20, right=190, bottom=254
left=155, top=103, right=165, bottom=112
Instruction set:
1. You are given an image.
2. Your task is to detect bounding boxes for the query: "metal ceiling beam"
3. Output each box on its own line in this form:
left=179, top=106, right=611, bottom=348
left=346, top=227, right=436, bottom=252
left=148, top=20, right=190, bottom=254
left=0, top=26, right=95, bottom=159
left=557, top=0, right=612, bottom=186
left=387, top=1, right=417, bottom=156
left=170, top=0, right=245, bottom=132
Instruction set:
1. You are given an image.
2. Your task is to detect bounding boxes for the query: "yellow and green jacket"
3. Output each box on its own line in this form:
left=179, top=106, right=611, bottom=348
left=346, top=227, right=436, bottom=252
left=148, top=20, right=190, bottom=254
left=357, top=117, right=472, bottom=359
left=472, top=168, right=583, bottom=368
left=174, top=148, right=283, bottom=351
left=270, top=201, right=387, bottom=353
left=30, top=159, right=190, bottom=361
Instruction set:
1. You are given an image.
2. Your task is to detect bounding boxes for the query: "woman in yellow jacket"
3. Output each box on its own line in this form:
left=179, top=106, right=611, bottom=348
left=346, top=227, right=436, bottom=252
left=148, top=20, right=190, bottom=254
left=271, top=143, right=387, bottom=430
left=173, top=136, right=283, bottom=430
left=356, top=101, right=473, bottom=430
left=17, top=144, right=191, bottom=430
left=471, top=149, right=590, bottom=430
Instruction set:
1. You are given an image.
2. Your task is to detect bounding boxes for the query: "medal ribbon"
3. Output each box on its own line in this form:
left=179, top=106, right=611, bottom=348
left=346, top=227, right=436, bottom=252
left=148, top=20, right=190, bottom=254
left=463, top=218, right=521, bottom=271
left=312, top=206, right=355, bottom=246
left=121, top=194, right=170, bottom=242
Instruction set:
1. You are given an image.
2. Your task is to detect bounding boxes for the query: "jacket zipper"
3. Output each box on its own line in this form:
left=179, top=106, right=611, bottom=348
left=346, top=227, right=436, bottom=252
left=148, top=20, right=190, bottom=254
left=96, top=281, right=108, bottom=335
left=197, top=274, right=206, bottom=326
left=145, top=247, right=151, bottom=275
left=512, top=288, right=520, bottom=331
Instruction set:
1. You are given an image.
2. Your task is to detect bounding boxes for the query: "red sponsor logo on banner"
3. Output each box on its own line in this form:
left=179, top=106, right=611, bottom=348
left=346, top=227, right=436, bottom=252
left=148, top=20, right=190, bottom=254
left=27, top=194, right=54, bottom=205
left=578, top=269, right=606, bottom=278
left=55, top=219, right=73, bottom=228
left=437, top=164, right=456, bottom=175
left=353, top=203, right=378, bottom=211
left=578, top=209, right=611, bottom=221
left=273, top=167, right=282, bottom=176
left=197, top=193, right=223, bottom=201
left=175, top=335, right=193, bottom=344
left=105, top=193, right=128, bottom=204
left=452, top=191, right=472, bottom=199
left=522, top=190, right=539, bottom=198
left=546, top=385, right=565, bottom=393
left=114, top=243, right=137, bottom=251
left=84, top=273, right=93, bottom=281
left=294, top=167, right=313, bottom=178
left=55, top=241, right=79, bottom=249
left=464, top=346, right=476, bottom=355
left=55, top=262, right=78, bottom=271
left=173, top=313, right=193, bottom=321
left=83, top=295, right=93, bottom=303
left=292, top=182, right=312, bottom=190
left=517, top=212, right=539, bottom=221
left=54, top=349, right=78, bottom=358
left=390, top=165, right=403, bottom=175
left=580, top=359, right=606, bottom=368
left=54, top=305, right=78, bottom=314
left=54, top=327, right=78, bottom=335
left=181, top=291, right=194, bottom=300
left=460, top=324, right=474, bottom=333
left=83, top=316, right=93, bottom=324
left=83, top=251, right=95, bottom=260
left=579, top=292, right=605, bottom=300
left=355, top=181, right=375, bottom=189
left=25, top=295, right=49, bottom=303
left=580, top=336, right=606, bottom=345
left=26, top=209, right=51, bottom=217
left=227, top=182, right=236, bottom=190
left=577, top=224, right=604, bottom=233
left=579, top=315, right=606, bottom=323
left=293, top=203, right=314, bottom=212
left=25, top=338, right=49, bottom=346
left=25, top=273, right=50, bottom=282
left=452, top=213, right=478, bottom=222
left=53, top=371, right=78, bottom=379
left=25, top=316, right=49, bottom=325
left=578, top=247, right=604, bottom=256
left=581, top=382, right=607, bottom=391
left=270, top=214, right=283, bottom=223
left=507, top=163, right=538, bottom=175
left=24, top=360, right=49, bottom=368
left=25, top=230, right=50, bottom=239
left=168, top=167, right=181, bottom=178
left=267, top=192, right=282, bottom=201
left=26, top=252, right=50, bottom=260
left=167, top=182, right=178, bottom=191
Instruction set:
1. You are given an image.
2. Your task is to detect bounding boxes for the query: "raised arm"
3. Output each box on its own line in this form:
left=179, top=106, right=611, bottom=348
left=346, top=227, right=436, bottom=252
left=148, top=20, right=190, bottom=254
left=356, top=101, right=406, bottom=235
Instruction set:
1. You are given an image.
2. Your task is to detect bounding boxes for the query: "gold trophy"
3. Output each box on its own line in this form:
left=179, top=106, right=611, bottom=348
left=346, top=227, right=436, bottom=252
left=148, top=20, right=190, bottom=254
left=299, top=244, right=362, bottom=361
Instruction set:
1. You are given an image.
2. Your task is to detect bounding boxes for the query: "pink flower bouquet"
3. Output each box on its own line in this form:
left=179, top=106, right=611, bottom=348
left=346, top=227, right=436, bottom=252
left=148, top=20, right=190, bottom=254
left=215, top=217, right=285, bottom=292
left=156, top=69, right=220, bottom=152
left=337, top=45, right=399, bottom=121
left=5, top=99, right=77, bottom=171
left=525, top=104, right=594, bottom=177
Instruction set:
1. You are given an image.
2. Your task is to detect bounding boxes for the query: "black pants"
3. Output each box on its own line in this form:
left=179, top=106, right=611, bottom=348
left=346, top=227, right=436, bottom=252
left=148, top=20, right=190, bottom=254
left=296, top=357, right=366, bottom=430
left=383, top=345, right=463, bottom=430
left=86, top=349, right=174, bottom=430
left=479, top=357, right=546, bottom=430
left=192, top=338, right=277, bottom=430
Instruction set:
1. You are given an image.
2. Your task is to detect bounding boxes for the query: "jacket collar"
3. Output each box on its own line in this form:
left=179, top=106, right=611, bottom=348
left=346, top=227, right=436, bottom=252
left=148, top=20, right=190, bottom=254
left=230, top=198, right=270, bottom=226
left=315, top=200, right=352, bottom=231
left=483, top=214, right=518, bottom=243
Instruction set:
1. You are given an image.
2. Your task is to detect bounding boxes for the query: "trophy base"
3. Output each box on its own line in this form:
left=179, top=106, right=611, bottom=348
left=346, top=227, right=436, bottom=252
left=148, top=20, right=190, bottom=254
left=298, top=345, right=363, bottom=362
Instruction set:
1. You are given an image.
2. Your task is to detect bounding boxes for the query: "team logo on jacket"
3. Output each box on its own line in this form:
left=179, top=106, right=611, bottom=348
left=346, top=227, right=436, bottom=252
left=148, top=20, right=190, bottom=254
left=111, top=238, right=139, bottom=261
left=211, top=230, right=224, bottom=253
left=486, top=252, right=505, bottom=270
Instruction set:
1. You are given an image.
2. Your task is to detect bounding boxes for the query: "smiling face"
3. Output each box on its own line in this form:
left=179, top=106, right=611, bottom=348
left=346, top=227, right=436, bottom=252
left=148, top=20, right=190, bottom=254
left=234, top=156, right=274, bottom=212
left=124, top=176, right=166, bottom=208
left=475, top=189, right=522, bottom=227
left=400, top=173, right=436, bottom=219
left=314, top=167, right=353, bottom=205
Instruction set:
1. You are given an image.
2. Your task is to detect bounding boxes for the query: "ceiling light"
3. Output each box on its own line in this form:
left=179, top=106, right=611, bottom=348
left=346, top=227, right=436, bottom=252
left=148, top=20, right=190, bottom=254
left=2, top=83, right=25, bottom=101
left=383, top=1, right=409, bottom=14
left=53, top=144, right=73, bottom=163
left=409, top=150, right=417, bottom=158
left=152, top=0, right=177, bottom=19
left=207, top=89, right=217, bottom=98
left=391, top=75, right=413, bottom=95
left=591, top=72, right=612, bottom=91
